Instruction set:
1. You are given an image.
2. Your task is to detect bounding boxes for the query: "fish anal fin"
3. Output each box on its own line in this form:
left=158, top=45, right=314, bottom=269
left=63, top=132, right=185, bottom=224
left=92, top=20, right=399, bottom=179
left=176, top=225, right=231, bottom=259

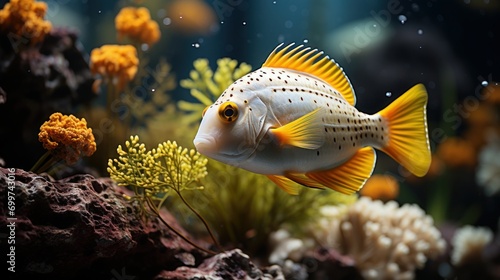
left=286, top=172, right=326, bottom=189
left=270, top=108, right=324, bottom=149
left=378, top=84, right=431, bottom=177
left=262, top=43, right=356, bottom=106
left=267, top=175, right=300, bottom=195
left=306, top=147, right=376, bottom=195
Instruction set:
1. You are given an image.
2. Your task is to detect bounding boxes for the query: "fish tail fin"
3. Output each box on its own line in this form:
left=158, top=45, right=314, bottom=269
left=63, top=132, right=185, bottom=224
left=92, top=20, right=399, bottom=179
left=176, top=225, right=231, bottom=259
left=378, top=84, right=431, bottom=177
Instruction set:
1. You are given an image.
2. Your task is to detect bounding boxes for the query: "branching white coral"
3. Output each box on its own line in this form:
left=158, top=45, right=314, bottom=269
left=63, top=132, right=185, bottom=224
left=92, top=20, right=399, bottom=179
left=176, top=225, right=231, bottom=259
left=310, top=197, right=446, bottom=280
left=451, top=225, right=493, bottom=266
left=476, top=132, right=500, bottom=196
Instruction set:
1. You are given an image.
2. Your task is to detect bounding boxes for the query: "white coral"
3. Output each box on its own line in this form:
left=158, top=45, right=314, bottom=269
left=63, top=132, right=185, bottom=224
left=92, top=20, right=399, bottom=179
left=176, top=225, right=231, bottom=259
left=476, top=132, right=500, bottom=195
left=311, top=197, right=446, bottom=280
left=451, top=225, right=493, bottom=266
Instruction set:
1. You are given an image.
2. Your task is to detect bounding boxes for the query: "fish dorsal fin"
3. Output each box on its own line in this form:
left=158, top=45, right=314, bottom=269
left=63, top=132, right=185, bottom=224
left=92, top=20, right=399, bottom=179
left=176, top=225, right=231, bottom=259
left=262, top=43, right=356, bottom=106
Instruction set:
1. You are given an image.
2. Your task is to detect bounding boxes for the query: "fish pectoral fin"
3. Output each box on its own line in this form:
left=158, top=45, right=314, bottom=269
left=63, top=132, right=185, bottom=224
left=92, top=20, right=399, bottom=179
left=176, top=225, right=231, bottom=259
left=270, top=108, right=324, bottom=149
left=306, top=147, right=376, bottom=195
left=267, top=175, right=300, bottom=195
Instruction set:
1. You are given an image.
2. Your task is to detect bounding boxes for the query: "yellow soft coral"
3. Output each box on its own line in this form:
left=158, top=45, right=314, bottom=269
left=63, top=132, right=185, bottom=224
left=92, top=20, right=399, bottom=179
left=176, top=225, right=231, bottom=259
left=178, top=58, right=251, bottom=124
left=0, top=0, right=52, bottom=45
left=90, top=44, right=139, bottom=92
left=38, top=113, right=96, bottom=165
left=115, top=7, right=160, bottom=46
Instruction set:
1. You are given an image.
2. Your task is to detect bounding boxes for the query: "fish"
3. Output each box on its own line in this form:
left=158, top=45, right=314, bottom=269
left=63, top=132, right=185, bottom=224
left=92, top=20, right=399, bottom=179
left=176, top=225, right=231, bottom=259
left=193, top=43, right=431, bottom=195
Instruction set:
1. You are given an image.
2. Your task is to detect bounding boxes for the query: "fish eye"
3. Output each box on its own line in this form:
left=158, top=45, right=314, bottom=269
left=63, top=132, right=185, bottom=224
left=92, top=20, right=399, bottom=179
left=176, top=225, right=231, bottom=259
left=218, top=102, right=238, bottom=123
left=202, top=106, right=209, bottom=117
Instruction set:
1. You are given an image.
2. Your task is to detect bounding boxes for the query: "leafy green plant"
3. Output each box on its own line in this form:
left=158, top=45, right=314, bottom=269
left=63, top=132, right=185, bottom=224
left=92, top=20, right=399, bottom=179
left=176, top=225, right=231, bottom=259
left=172, top=159, right=357, bottom=256
left=178, top=58, right=252, bottom=125
left=107, top=135, right=219, bottom=254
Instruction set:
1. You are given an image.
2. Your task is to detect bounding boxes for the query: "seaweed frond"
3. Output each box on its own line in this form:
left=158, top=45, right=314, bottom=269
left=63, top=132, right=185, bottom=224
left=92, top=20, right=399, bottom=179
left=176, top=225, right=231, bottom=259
left=178, top=58, right=252, bottom=125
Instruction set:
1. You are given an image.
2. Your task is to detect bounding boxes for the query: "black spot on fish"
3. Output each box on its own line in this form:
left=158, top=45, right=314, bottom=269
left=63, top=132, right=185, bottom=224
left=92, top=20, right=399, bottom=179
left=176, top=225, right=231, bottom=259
left=339, top=145, right=342, bottom=150
left=244, top=100, right=248, bottom=103
left=301, top=97, right=304, bottom=101
left=314, top=100, right=317, bottom=103
left=269, top=78, right=273, bottom=82
left=334, top=137, right=337, bottom=142
left=353, top=143, right=356, bottom=147
left=330, top=109, right=333, bottom=114
left=240, top=89, right=243, bottom=93
left=324, top=127, right=328, bottom=132
left=316, top=151, right=320, bottom=156
left=288, top=99, right=292, bottom=103
left=282, top=88, right=286, bottom=91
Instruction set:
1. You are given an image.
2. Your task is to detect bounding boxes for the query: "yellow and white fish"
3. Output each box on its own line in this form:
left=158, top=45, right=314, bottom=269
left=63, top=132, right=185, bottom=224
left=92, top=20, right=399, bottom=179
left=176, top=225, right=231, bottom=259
left=193, top=43, right=431, bottom=195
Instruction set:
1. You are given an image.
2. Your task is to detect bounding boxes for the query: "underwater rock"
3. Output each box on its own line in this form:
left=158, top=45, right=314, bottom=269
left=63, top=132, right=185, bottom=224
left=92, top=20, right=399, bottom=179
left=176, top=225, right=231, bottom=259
left=0, top=27, right=95, bottom=170
left=0, top=167, right=207, bottom=279
left=155, top=249, right=284, bottom=280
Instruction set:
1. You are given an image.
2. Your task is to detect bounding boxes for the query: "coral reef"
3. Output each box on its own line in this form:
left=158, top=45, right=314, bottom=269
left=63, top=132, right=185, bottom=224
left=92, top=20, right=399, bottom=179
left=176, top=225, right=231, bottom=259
left=308, top=197, right=446, bottom=280
left=451, top=225, right=493, bottom=266
left=115, top=7, right=160, bottom=46
left=38, top=112, right=96, bottom=165
left=0, top=0, right=51, bottom=46
left=90, top=44, right=139, bottom=92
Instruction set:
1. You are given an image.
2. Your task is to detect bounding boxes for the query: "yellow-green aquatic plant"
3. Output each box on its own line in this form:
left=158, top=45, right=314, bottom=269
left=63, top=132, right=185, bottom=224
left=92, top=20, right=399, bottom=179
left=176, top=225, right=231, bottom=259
left=172, top=159, right=357, bottom=256
left=178, top=58, right=252, bottom=124
left=107, top=135, right=219, bottom=254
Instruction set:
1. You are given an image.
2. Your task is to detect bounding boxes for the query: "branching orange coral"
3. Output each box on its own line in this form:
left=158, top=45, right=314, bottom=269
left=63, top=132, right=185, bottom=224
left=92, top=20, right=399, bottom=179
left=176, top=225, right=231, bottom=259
left=115, top=7, right=160, bottom=46
left=90, top=45, right=139, bottom=91
left=38, top=113, right=96, bottom=165
left=0, top=0, right=52, bottom=45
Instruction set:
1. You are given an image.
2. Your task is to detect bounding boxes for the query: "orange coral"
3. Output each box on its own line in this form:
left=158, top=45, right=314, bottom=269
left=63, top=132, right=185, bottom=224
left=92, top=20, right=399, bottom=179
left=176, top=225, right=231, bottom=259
left=436, top=137, right=477, bottom=168
left=483, top=83, right=500, bottom=105
left=38, top=113, right=96, bottom=165
left=360, top=174, right=399, bottom=201
left=90, top=44, right=139, bottom=91
left=115, top=7, right=160, bottom=46
left=0, top=0, right=52, bottom=45
left=167, top=0, right=217, bottom=35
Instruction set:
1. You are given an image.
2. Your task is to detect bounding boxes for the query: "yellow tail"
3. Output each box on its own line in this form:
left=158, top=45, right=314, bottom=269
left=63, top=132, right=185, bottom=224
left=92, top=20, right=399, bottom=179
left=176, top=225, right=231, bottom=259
left=378, top=84, right=431, bottom=177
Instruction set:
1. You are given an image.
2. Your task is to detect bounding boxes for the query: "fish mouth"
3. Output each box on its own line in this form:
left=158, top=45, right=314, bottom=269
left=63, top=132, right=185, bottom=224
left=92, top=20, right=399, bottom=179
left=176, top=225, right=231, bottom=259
left=193, top=136, right=216, bottom=155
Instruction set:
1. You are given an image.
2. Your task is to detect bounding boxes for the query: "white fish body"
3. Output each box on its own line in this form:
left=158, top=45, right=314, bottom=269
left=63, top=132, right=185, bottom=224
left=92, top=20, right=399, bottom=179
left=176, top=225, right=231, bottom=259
left=194, top=43, right=431, bottom=195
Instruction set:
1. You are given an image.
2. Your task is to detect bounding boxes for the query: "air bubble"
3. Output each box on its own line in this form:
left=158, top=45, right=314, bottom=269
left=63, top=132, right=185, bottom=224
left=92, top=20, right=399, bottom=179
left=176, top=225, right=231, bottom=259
left=481, top=81, right=489, bottom=87
left=411, top=3, right=420, bottom=12
left=385, top=92, right=392, bottom=97
left=192, top=43, right=200, bottom=48
left=163, top=17, right=171, bottom=25
left=303, top=39, right=309, bottom=43
left=242, top=21, right=247, bottom=25
left=398, top=15, right=407, bottom=24
left=417, top=29, right=423, bottom=35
